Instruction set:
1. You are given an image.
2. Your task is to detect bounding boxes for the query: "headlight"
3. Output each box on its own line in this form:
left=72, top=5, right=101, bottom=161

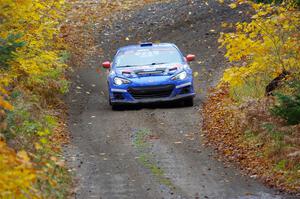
left=172, top=71, right=187, bottom=80
left=113, top=77, right=131, bottom=86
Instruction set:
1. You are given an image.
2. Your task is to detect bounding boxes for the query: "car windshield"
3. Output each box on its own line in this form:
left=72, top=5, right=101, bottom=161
left=114, top=46, right=183, bottom=68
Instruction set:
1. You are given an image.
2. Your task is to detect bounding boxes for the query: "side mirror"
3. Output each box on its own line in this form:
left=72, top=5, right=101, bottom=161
left=102, top=61, right=111, bottom=69
left=186, top=54, right=195, bottom=62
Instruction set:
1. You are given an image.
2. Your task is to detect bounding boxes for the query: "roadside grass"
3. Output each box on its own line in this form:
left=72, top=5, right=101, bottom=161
left=138, top=153, right=174, bottom=188
left=133, top=128, right=151, bottom=150
left=229, top=75, right=271, bottom=103
left=133, top=129, right=175, bottom=189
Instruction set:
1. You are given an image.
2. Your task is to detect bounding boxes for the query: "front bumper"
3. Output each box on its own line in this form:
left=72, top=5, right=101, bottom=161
left=109, top=81, right=195, bottom=105
left=111, top=93, right=195, bottom=104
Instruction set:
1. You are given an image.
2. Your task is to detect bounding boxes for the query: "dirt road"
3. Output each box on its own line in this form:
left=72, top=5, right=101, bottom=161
left=65, top=1, right=294, bottom=198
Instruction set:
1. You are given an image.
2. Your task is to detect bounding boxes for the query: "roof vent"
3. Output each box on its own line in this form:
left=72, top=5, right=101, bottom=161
left=140, top=42, right=153, bottom=47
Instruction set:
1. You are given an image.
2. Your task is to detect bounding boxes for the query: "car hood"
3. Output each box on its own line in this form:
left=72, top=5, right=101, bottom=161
left=114, top=63, right=184, bottom=78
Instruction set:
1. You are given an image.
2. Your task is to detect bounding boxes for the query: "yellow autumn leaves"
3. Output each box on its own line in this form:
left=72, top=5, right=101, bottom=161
left=0, top=141, right=39, bottom=198
left=0, top=0, right=68, bottom=93
left=219, top=1, right=300, bottom=100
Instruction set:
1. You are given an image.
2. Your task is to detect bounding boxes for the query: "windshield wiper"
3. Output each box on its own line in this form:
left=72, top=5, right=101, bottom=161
left=133, top=62, right=167, bottom=66
left=149, top=62, right=166, bottom=65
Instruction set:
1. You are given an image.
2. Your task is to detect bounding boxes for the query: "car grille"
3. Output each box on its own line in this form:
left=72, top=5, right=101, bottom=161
left=128, top=84, right=174, bottom=99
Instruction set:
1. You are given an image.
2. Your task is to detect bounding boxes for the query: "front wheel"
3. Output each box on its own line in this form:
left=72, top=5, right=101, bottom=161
left=183, top=98, right=194, bottom=107
left=111, top=104, right=124, bottom=111
left=111, top=104, right=118, bottom=110
left=109, top=98, right=119, bottom=110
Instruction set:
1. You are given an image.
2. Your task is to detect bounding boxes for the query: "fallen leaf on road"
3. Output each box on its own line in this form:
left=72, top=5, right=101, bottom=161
left=174, top=141, right=182, bottom=144
left=229, top=3, right=237, bottom=9
left=148, top=135, right=160, bottom=140
left=221, top=22, right=228, bottom=28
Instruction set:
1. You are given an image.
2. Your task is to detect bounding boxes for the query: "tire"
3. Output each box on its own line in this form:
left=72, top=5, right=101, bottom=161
left=109, top=96, right=124, bottom=111
left=184, top=97, right=194, bottom=107
left=111, top=104, right=123, bottom=111
left=111, top=104, right=118, bottom=110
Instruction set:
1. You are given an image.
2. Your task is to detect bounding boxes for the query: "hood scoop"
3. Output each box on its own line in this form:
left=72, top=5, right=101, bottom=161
left=122, top=71, right=131, bottom=75
left=135, top=69, right=165, bottom=76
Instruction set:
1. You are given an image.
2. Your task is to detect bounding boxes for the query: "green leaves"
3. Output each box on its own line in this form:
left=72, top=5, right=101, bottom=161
left=271, top=81, right=300, bottom=125
left=0, top=33, right=25, bottom=69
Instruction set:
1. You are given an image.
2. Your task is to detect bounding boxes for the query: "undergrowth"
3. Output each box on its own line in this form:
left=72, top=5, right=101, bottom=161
left=203, top=84, right=300, bottom=192
left=0, top=1, right=72, bottom=198
left=203, top=0, right=300, bottom=193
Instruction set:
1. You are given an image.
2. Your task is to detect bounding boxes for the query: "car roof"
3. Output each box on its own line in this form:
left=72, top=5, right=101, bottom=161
left=117, top=43, right=177, bottom=52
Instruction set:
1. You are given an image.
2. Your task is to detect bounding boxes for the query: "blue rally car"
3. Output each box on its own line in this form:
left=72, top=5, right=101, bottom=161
left=102, top=43, right=196, bottom=110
